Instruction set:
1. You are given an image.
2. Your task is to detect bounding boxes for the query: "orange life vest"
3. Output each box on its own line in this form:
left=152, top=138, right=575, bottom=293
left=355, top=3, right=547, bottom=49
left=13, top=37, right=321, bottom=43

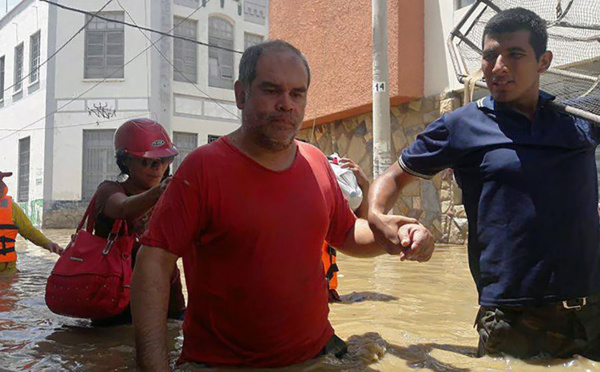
left=321, top=242, right=338, bottom=290
left=0, top=196, right=18, bottom=263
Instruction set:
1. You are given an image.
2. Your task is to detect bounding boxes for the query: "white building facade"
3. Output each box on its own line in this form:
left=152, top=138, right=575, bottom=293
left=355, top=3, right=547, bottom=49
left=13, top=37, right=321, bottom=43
left=0, top=0, right=268, bottom=227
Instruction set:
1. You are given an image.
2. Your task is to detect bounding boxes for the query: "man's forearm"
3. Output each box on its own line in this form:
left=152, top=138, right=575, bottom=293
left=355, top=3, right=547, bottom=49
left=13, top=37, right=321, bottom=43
left=337, top=218, right=386, bottom=258
left=369, top=162, right=416, bottom=215
left=369, top=168, right=401, bottom=215
left=131, top=246, right=175, bottom=371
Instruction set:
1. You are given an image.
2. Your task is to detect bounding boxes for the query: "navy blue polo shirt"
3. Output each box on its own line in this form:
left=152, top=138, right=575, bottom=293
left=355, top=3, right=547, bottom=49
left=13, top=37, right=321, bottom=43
left=401, top=92, right=600, bottom=306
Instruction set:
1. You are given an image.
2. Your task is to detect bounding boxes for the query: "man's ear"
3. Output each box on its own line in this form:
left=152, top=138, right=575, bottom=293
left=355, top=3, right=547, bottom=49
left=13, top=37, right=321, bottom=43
left=537, top=50, right=553, bottom=74
left=234, top=81, right=246, bottom=109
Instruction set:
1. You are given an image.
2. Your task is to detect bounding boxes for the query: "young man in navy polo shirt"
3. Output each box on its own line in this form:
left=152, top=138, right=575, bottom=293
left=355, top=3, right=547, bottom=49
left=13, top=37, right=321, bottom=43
left=369, top=7, right=600, bottom=360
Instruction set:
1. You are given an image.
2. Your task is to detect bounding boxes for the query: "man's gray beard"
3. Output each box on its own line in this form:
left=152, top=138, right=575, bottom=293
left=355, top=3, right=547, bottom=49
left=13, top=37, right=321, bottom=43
left=253, top=127, right=296, bottom=152
left=242, top=111, right=302, bottom=152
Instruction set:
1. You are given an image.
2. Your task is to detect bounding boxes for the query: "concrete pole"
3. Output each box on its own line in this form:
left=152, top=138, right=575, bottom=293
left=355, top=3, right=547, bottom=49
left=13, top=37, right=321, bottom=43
left=372, top=0, right=393, bottom=178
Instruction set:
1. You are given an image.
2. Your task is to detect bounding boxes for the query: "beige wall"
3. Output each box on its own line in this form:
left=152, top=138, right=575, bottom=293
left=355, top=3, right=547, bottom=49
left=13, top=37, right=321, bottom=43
left=270, top=0, right=424, bottom=127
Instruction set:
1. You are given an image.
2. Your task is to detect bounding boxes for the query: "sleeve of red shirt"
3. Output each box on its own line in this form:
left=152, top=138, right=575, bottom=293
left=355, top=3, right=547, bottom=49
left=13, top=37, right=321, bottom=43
left=323, top=156, right=357, bottom=249
left=139, top=159, right=204, bottom=257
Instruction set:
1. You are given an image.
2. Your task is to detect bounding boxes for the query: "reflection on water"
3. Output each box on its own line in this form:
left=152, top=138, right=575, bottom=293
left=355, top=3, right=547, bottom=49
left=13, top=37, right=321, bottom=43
left=1, top=230, right=598, bottom=371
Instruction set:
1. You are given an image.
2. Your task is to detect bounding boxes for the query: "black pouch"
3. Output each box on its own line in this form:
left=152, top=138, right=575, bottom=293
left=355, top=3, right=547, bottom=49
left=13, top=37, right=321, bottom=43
left=576, top=300, right=600, bottom=344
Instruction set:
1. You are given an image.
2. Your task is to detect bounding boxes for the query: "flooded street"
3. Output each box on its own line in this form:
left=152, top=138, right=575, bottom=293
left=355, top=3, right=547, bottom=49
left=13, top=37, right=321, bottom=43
left=1, top=230, right=599, bottom=371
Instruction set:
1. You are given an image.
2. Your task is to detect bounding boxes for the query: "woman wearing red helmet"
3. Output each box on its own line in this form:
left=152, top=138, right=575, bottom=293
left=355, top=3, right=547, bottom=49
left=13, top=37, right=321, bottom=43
left=90, top=118, right=185, bottom=326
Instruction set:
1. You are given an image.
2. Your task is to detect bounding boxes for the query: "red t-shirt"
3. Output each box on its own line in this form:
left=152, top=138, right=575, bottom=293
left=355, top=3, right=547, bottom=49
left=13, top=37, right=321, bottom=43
left=140, top=137, right=356, bottom=368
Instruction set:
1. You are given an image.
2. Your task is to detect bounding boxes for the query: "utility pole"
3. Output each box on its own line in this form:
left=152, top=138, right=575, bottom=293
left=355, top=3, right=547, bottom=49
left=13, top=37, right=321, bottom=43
left=372, top=0, right=393, bottom=178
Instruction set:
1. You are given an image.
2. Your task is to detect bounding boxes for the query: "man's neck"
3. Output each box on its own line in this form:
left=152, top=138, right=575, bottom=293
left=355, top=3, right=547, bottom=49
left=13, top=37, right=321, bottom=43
left=509, top=97, right=539, bottom=122
left=228, top=129, right=297, bottom=172
left=504, top=85, right=541, bottom=122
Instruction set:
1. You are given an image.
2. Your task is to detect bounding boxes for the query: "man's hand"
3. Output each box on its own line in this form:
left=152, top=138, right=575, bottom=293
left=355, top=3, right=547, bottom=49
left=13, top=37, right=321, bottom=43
left=368, top=212, right=435, bottom=261
left=45, top=241, right=64, bottom=255
left=397, top=223, right=435, bottom=262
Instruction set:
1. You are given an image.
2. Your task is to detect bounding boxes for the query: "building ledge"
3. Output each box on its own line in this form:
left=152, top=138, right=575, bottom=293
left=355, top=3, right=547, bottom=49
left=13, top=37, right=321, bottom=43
left=301, top=95, right=421, bottom=129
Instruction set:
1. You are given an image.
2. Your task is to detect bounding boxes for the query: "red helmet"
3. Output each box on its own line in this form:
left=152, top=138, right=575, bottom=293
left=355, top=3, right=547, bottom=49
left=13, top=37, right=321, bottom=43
left=114, top=119, right=179, bottom=158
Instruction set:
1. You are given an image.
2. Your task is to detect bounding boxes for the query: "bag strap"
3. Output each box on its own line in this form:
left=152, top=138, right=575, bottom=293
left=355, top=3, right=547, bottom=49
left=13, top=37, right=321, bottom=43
left=104, top=219, right=125, bottom=255
left=76, top=194, right=97, bottom=233
left=84, top=181, right=130, bottom=234
left=102, top=182, right=131, bottom=255
left=107, top=181, right=130, bottom=237
left=109, top=218, right=129, bottom=236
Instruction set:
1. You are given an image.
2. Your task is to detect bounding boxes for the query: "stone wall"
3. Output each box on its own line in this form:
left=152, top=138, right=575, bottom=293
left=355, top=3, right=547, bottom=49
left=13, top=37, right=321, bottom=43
left=42, top=200, right=88, bottom=229
left=15, top=199, right=84, bottom=230
left=297, top=93, right=469, bottom=244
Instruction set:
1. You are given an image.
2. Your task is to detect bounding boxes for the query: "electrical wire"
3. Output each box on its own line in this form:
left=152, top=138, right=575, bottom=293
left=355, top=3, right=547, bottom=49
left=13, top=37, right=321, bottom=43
left=40, top=0, right=244, bottom=54
left=0, top=0, right=212, bottom=141
left=2, top=0, right=115, bottom=94
left=0, top=111, right=151, bottom=132
left=115, top=0, right=239, bottom=119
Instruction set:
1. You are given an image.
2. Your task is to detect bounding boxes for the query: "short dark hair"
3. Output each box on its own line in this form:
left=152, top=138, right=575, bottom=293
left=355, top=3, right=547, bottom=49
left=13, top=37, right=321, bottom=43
left=483, top=7, right=548, bottom=60
left=238, top=39, right=311, bottom=91
left=116, top=148, right=129, bottom=175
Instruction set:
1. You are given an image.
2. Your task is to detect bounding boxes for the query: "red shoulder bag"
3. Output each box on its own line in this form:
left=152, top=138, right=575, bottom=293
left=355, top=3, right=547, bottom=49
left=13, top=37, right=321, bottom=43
left=45, top=194, right=135, bottom=320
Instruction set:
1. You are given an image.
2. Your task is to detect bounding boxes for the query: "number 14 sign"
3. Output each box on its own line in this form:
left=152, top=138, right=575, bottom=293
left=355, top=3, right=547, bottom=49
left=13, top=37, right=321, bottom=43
left=373, top=82, right=386, bottom=92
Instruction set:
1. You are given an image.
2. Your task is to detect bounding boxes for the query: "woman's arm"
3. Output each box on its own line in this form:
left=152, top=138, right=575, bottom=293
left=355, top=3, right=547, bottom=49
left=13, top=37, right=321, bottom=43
left=12, top=203, right=63, bottom=254
left=101, top=178, right=171, bottom=221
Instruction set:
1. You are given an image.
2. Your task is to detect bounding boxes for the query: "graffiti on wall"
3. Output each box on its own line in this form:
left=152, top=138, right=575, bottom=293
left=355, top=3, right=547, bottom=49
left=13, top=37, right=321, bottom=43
left=17, top=199, right=44, bottom=228
left=87, top=102, right=117, bottom=119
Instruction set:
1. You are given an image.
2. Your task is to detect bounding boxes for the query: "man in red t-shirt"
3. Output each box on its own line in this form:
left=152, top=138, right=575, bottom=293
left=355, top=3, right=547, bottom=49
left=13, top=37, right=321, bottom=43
left=131, top=40, right=435, bottom=370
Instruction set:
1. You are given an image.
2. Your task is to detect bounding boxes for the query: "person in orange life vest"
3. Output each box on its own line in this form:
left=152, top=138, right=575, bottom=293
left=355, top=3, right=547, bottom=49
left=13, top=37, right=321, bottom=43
left=0, top=171, right=63, bottom=273
left=87, top=119, right=186, bottom=326
left=323, top=156, right=370, bottom=302
left=131, top=40, right=435, bottom=370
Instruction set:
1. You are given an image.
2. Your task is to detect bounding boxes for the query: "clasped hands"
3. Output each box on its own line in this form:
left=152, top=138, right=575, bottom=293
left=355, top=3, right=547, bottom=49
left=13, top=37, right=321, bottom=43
left=368, top=212, right=435, bottom=262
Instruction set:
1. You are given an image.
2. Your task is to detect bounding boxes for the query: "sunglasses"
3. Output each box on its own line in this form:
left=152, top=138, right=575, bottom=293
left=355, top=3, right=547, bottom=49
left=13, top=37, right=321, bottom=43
left=132, top=156, right=175, bottom=168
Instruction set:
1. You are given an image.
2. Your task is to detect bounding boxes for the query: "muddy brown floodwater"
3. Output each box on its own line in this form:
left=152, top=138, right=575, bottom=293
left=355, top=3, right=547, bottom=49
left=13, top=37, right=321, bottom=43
left=1, top=230, right=598, bottom=371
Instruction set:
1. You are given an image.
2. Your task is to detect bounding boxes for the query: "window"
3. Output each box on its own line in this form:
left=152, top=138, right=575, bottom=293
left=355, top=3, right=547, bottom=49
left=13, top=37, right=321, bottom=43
left=29, top=31, right=41, bottom=84
left=14, top=43, right=24, bottom=92
left=82, top=130, right=119, bottom=200
left=173, top=17, right=198, bottom=83
left=18, top=137, right=30, bottom=202
left=244, top=33, right=263, bottom=50
left=172, top=132, right=198, bottom=172
left=85, top=12, right=125, bottom=79
left=207, top=134, right=221, bottom=143
left=208, top=17, right=234, bottom=89
left=456, top=0, right=476, bottom=9
left=0, top=56, right=5, bottom=101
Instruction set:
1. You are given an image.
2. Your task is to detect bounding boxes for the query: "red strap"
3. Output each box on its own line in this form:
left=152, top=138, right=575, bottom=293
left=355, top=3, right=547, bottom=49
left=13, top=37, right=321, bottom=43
left=77, top=187, right=129, bottom=237
left=110, top=220, right=127, bottom=236
left=77, top=194, right=97, bottom=233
